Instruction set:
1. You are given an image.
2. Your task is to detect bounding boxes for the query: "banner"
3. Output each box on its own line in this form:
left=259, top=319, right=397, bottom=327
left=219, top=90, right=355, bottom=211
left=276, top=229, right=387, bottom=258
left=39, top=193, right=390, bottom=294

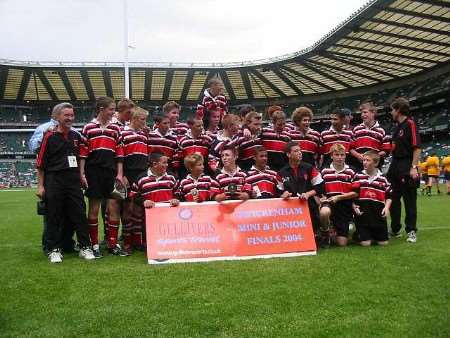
left=145, top=198, right=316, bottom=264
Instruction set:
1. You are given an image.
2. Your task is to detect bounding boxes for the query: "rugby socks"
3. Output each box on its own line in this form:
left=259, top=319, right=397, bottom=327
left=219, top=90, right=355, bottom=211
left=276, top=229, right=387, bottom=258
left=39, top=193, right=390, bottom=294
left=123, top=221, right=133, bottom=249
left=107, top=219, right=120, bottom=248
left=88, top=218, right=99, bottom=246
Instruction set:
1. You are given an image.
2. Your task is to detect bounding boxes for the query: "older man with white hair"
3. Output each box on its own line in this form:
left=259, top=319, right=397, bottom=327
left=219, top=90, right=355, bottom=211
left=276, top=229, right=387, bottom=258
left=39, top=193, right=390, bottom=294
left=35, top=103, right=94, bottom=263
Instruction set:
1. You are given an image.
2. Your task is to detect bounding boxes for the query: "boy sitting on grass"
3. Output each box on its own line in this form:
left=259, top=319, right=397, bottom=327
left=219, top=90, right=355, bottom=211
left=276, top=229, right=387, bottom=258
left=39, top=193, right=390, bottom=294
left=352, top=150, right=392, bottom=247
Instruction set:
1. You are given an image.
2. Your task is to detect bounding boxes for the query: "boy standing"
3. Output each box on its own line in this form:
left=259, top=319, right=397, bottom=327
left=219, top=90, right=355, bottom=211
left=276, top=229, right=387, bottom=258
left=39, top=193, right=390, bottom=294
left=352, top=151, right=392, bottom=247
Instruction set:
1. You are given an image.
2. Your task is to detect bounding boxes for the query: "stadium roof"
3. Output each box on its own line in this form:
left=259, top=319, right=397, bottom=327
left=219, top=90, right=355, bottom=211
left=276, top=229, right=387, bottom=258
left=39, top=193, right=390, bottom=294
left=0, top=0, right=449, bottom=105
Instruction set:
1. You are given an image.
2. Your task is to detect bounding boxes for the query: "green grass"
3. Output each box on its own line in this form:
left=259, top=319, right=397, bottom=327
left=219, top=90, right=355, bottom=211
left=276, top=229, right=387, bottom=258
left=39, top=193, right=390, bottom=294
left=0, top=188, right=449, bottom=337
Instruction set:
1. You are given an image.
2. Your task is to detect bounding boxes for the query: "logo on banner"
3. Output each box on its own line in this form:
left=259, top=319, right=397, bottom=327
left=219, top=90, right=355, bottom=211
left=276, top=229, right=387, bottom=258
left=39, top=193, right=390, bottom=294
left=178, top=208, right=193, bottom=220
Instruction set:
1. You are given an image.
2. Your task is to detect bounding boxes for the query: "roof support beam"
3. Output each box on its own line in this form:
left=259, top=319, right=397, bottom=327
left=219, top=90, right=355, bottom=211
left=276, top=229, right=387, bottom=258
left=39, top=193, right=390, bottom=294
left=0, top=68, right=8, bottom=100
left=345, top=35, right=450, bottom=57
left=272, top=68, right=303, bottom=95
left=412, top=0, right=450, bottom=8
left=355, top=23, right=450, bottom=47
left=80, top=70, right=95, bottom=102
left=301, top=61, right=351, bottom=89
left=333, top=43, right=436, bottom=64
left=218, top=70, right=236, bottom=101
left=382, top=7, right=450, bottom=24
left=307, top=57, right=380, bottom=83
left=36, top=69, right=58, bottom=101
left=162, top=70, right=173, bottom=102
left=17, top=69, right=32, bottom=102
left=180, top=70, right=194, bottom=103
left=328, top=50, right=425, bottom=70
left=368, top=18, right=450, bottom=36
left=58, top=70, right=77, bottom=101
left=240, top=70, right=254, bottom=100
left=144, top=70, right=152, bottom=101
left=250, top=69, right=286, bottom=97
left=279, top=65, right=334, bottom=92
left=322, top=51, right=397, bottom=79
left=103, top=70, right=113, bottom=98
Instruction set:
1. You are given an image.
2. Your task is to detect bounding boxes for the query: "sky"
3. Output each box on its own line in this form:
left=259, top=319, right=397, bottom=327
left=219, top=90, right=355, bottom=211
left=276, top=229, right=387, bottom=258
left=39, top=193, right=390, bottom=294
left=0, top=0, right=369, bottom=64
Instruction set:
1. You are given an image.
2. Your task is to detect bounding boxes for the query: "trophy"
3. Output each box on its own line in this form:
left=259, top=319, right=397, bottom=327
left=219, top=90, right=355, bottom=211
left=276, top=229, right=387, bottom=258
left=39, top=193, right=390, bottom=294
left=227, top=183, right=238, bottom=197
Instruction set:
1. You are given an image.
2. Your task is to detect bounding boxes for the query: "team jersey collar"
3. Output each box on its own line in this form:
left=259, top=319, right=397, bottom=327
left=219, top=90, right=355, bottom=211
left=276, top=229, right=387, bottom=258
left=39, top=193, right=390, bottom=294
left=330, top=163, right=349, bottom=173
left=186, top=129, right=204, bottom=139
left=221, top=166, right=242, bottom=177
left=154, top=128, right=175, bottom=138
left=251, top=165, right=270, bottom=173
left=147, top=169, right=168, bottom=181
left=216, top=130, right=235, bottom=141
left=186, top=173, right=204, bottom=183
left=360, top=121, right=379, bottom=130
left=329, top=125, right=345, bottom=134
left=362, top=169, right=382, bottom=182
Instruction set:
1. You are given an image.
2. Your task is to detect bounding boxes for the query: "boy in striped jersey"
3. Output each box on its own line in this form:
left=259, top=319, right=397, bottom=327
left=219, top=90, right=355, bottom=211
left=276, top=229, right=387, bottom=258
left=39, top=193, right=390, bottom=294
left=261, top=110, right=291, bottom=171
left=209, top=114, right=241, bottom=170
left=148, top=115, right=178, bottom=175
left=159, top=101, right=188, bottom=138
left=120, top=108, right=150, bottom=253
left=352, top=150, right=392, bottom=246
left=320, top=108, right=353, bottom=168
left=289, top=106, right=321, bottom=167
left=79, top=97, right=126, bottom=257
left=176, top=118, right=213, bottom=178
left=130, top=151, right=179, bottom=210
left=245, top=146, right=287, bottom=199
left=214, top=146, right=252, bottom=202
left=349, top=102, right=389, bottom=171
left=177, top=153, right=220, bottom=202
left=237, top=111, right=263, bottom=171
left=319, top=144, right=358, bottom=247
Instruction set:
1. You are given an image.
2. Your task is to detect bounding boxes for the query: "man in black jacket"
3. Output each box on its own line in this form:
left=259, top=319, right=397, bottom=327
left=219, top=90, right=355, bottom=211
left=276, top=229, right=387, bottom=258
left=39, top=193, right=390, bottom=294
left=279, top=142, right=324, bottom=243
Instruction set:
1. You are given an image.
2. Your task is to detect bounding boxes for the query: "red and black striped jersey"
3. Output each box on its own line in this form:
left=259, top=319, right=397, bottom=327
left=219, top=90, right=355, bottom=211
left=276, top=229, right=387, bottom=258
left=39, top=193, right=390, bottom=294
left=245, top=166, right=282, bottom=198
left=176, top=174, right=220, bottom=202
left=152, top=122, right=188, bottom=138
left=177, top=131, right=213, bottom=160
left=260, top=127, right=291, bottom=170
left=209, top=132, right=240, bottom=161
left=205, top=127, right=219, bottom=138
left=288, top=127, right=321, bottom=166
left=236, top=131, right=262, bottom=161
left=147, top=129, right=178, bottom=160
left=321, top=164, right=355, bottom=197
left=351, top=122, right=388, bottom=154
left=130, top=170, right=178, bottom=203
left=195, top=89, right=228, bottom=120
left=111, top=113, right=129, bottom=130
left=320, top=127, right=353, bottom=155
left=80, top=118, right=123, bottom=170
left=121, top=126, right=149, bottom=172
left=352, top=170, right=391, bottom=205
left=215, top=167, right=252, bottom=197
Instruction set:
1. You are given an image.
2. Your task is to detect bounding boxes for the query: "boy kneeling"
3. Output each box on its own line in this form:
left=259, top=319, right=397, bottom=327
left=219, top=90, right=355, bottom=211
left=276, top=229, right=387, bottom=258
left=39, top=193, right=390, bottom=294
left=320, top=144, right=358, bottom=247
left=352, top=150, right=392, bottom=246
left=129, top=152, right=179, bottom=247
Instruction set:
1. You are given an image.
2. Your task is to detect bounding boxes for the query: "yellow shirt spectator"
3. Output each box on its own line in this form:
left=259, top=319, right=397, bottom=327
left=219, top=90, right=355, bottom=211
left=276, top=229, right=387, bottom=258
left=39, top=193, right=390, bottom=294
left=426, top=156, right=440, bottom=176
left=443, top=155, right=450, bottom=173
left=419, top=161, right=428, bottom=175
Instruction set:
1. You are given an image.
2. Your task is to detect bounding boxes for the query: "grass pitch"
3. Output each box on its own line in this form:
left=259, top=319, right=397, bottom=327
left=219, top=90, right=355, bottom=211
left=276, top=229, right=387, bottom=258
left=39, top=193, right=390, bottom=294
left=0, top=189, right=449, bottom=337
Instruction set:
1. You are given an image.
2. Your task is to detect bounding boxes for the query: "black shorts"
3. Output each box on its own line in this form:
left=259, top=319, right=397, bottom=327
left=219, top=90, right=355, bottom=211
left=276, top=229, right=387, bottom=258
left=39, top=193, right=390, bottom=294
left=428, top=174, right=438, bottom=179
left=421, top=174, right=428, bottom=182
left=354, top=202, right=388, bottom=242
left=124, top=169, right=145, bottom=186
left=85, top=166, right=116, bottom=199
left=322, top=200, right=353, bottom=237
left=445, top=172, right=450, bottom=180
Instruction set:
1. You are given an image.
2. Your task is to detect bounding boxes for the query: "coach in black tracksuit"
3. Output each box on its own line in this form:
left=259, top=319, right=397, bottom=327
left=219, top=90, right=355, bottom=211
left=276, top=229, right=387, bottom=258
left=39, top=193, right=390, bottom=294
left=387, top=98, right=421, bottom=243
left=279, top=141, right=324, bottom=237
left=36, top=104, right=91, bottom=255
